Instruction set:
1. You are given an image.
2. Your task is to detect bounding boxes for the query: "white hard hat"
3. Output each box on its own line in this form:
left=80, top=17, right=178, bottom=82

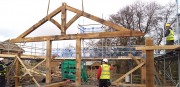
left=0, top=58, right=4, bottom=61
left=102, top=58, right=108, bottom=63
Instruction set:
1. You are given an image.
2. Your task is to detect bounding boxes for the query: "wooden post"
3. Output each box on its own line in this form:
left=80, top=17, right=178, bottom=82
left=15, top=53, right=21, bottom=86
left=61, top=3, right=67, bottom=35
left=76, top=37, right=81, bottom=87
left=46, top=40, right=52, bottom=84
left=145, top=38, right=154, bottom=87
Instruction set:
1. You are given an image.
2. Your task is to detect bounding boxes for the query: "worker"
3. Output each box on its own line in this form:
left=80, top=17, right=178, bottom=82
left=97, top=58, right=113, bottom=87
left=165, top=23, right=174, bottom=45
left=0, top=58, right=11, bottom=87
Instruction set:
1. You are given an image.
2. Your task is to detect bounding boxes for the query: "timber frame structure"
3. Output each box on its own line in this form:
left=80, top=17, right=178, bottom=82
left=5, top=2, right=174, bottom=87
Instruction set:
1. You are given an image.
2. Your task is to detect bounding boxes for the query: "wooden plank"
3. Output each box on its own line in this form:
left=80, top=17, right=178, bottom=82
left=46, top=40, right=52, bottom=84
left=16, top=55, right=41, bottom=87
left=136, top=45, right=180, bottom=50
left=32, top=59, right=46, bottom=70
left=28, top=69, right=46, bottom=77
left=66, top=5, right=129, bottom=31
left=45, top=81, right=69, bottom=87
left=22, top=64, right=46, bottom=77
left=21, top=54, right=45, bottom=59
left=49, top=19, right=61, bottom=29
left=0, top=54, right=45, bottom=59
left=113, top=62, right=145, bottom=83
left=112, top=83, right=145, bottom=87
left=10, top=30, right=144, bottom=43
left=23, top=59, right=46, bottom=76
left=17, top=6, right=63, bottom=38
left=76, top=37, right=81, bottom=86
left=145, top=38, right=154, bottom=87
left=61, top=3, right=67, bottom=35
left=66, top=14, right=81, bottom=29
left=128, top=53, right=140, bottom=65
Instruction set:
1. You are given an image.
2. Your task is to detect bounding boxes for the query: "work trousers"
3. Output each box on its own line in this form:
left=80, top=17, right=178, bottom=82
left=166, top=40, right=174, bottom=53
left=0, top=75, right=6, bottom=87
left=99, top=79, right=110, bottom=87
left=166, top=40, right=174, bottom=45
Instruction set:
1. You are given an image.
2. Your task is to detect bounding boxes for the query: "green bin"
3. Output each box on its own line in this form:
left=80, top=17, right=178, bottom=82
left=61, top=60, right=88, bottom=82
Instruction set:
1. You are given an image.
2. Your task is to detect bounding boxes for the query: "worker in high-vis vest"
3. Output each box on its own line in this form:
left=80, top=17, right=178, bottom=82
left=165, top=23, right=174, bottom=45
left=0, top=58, right=11, bottom=87
left=97, top=58, right=113, bottom=87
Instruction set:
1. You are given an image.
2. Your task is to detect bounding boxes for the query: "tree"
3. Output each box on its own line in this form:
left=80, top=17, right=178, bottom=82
left=105, top=1, right=176, bottom=74
left=108, top=1, right=175, bottom=45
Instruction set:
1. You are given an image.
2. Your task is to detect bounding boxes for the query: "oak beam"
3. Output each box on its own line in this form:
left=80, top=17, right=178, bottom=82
left=61, top=3, right=67, bottom=35
left=54, top=57, right=141, bottom=60
left=66, top=5, right=129, bottom=31
left=46, top=40, right=52, bottom=84
left=136, top=45, right=180, bottom=50
left=128, top=53, right=140, bottom=65
left=76, top=37, right=81, bottom=87
left=10, top=31, right=144, bottom=43
left=0, top=54, right=45, bottom=59
left=49, top=19, right=61, bottom=29
left=17, top=6, right=63, bottom=38
left=145, top=38, right=154, bottom=87
left=66, top=14, right=81, bottom=29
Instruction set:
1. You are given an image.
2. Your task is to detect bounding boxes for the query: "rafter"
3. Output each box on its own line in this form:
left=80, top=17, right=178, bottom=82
left=66, top=5, right=129, bottom=31
left=17, top=6, right=63, bottom=38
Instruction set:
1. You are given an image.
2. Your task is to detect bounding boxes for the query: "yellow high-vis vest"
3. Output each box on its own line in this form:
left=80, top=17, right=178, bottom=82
left=100, top=64, right=110, bottom=79
left=0, top=64, right=6, bottom=76
left=166, top=29, right=174, bottom=41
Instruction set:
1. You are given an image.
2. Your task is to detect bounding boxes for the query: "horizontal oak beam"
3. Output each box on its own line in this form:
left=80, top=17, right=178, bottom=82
left=10, top=31, right=144, bottom=43
left=54, top=57, right=141, bottom=60
left=136, top=45, right=180, bottom=50
left=46, top=80, right=70, bottom=87
left=112, top=83, right=145, bottom=87
left=0, top=54, right=45, bottom=59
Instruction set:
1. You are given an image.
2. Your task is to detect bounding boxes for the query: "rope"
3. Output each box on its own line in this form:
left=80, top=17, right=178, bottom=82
left=81, top=0, right=84, bottom=11
left=47, top=0, right=51, bottom=16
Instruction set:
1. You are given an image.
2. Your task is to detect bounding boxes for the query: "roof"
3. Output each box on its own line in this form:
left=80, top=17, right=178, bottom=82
left=0, top=41, right=24, bottom=52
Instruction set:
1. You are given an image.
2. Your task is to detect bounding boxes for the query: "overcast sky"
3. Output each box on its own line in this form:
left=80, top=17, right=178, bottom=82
left=0, top=0, right=174, bottom=43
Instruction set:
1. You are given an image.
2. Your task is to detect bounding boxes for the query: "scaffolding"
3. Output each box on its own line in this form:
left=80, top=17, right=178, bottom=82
left=4, top=2, right=180, bottom=87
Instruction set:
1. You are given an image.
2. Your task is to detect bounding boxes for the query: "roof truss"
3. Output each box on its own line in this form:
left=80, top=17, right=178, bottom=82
left=10, top=3, right=144, bottom=43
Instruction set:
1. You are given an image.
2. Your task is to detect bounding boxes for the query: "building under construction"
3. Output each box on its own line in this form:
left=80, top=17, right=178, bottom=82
left=0, top=2, right=180, bottom=87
